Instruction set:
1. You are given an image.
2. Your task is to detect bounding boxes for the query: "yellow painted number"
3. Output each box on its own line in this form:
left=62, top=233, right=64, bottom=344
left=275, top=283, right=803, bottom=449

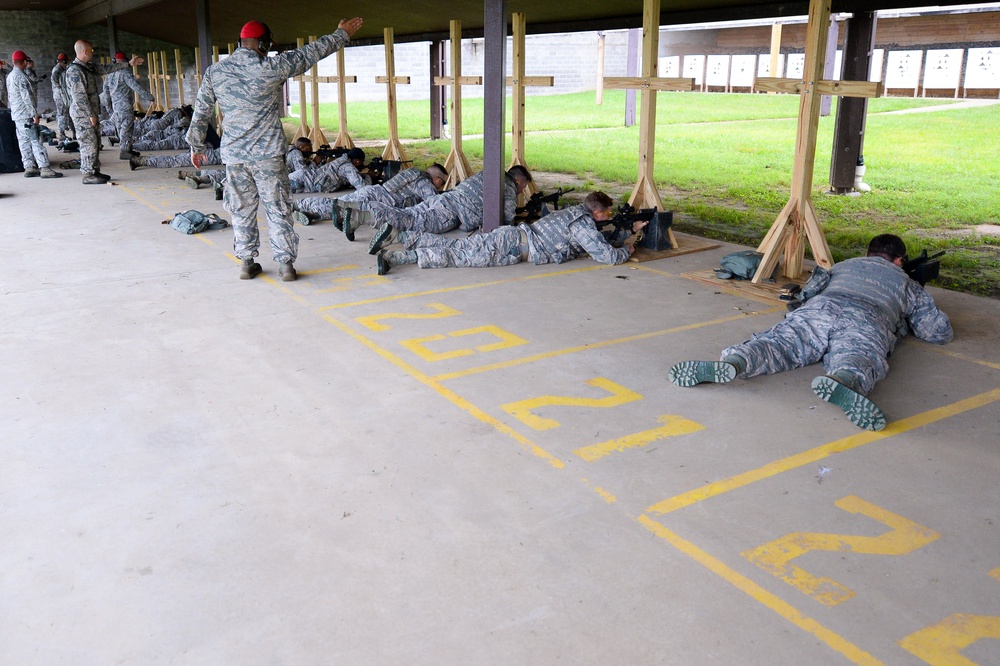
left=400, top=325, right=528, bottom=362
left=742, top=495, right=940, bottom=606
left=500, top=377, right=642, bottom=431
left=574, top=415, right=705, bottom=461
left=355, top=302, right=461, bottom=332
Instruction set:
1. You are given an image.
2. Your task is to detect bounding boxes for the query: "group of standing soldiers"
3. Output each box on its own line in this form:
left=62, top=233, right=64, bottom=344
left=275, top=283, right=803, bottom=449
left=3, top=41, right=145, bottom=183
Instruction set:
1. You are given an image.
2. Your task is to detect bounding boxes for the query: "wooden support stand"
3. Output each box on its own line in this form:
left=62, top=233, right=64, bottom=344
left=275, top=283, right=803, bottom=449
left=307, top=36, right=327, bottom=146
left=132, top=61, right=146, bottom=113
left=159, top=51, right=171, bottom=109
left=174, top=49, right=185, bottom=107
left=599, top=0, right=695, bottom=250
left=292, top=38, right=310, bottom=140
left=376, top=27, right=410, bottom=161
left=147, top=52, right=161, bottom=112
left=750, top=0, right=883, bottom=283
left=506, top=12, right=555, bottom=199
left=433, top=20, right=480, bottom=189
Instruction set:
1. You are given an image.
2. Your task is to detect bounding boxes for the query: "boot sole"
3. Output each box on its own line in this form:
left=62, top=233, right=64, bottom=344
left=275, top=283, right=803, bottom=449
left=377, top=250, right=390, bottom=276
left=368, top=224, right=393, bottom=255
left=292, top=211, right=310, bottom=226
left=811, top=375, right=887, bottom=431
left=668, top=360, right=737, bottom=387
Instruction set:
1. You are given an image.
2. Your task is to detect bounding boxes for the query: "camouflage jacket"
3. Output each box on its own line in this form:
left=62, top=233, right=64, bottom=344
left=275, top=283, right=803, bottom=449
left=6, top=66, right=38, bottom=121
left=525, top=204, right=631, bottom=266
left=51, top=62, right=68, bottom=99
left=104, top=67, right=153, bottom=113
left=65, top=59, right=129, bottom=121
left=187, top=28, right=351, bottom=164
left=429, top=171, right=518, bottom=231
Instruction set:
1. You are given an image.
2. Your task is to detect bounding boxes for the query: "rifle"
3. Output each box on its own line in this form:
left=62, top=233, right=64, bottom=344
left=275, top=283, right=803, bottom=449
left=514, top=188, right=574, bottom=223
left=604, top=203, right=657, bottom=241
left=305, top=145, right=348, bottom=163
left=365, top=156, right=409, bottom=185
left=902, top=249, right=945, bottom=286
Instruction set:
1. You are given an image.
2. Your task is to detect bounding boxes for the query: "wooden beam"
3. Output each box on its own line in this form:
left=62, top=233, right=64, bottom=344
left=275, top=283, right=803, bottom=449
left=441, top=19, right=474, bottom=189
left=380, top=27, right=408, bottom=162
left=307, top=36, right=327, bottom=146
left=754, top=76, right=883, bottom=97
left=68, top=0, right=161, bottom=28
left=293, top=38, right=310, bottom=141
left=603, top=76, right=696, bottom=92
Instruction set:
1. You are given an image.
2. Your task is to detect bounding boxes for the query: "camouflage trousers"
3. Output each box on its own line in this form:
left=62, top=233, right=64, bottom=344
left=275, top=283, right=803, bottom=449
left=134, top=132, right=187, bottom=151
left=339, top=185, right=413, bottom=210
left=144, top=148, right=221, bottom=169
left=14, top=123, right=50, bottom=169
left=369, top=201, right=459, bottom=234
left=408, top=227, right=523, bottom=269
left=289, top=167, right=345, bottom=194
left=721, top=297, right=894, bottom=395
left=113, top=109, right=136, bottom=152
left=224, top=157, right=298, bottom=264
left=71, top=117, right=102, bottom=175
left=54, top=92, right=73, bottom=139
left=293, top=196, right=336, bottom=221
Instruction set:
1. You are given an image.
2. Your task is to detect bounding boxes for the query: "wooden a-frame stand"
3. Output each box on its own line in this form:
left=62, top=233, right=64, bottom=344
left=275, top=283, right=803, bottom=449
left=377, top=27, right=411, bottom=162
left=433, top=20, right=480, bottom=189
left=750, top=0, right=883, bottom=283
left=506, top=12, right=554, bottom=199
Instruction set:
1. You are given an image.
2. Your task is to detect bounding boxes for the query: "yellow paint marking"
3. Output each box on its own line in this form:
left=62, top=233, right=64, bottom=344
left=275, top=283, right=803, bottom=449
left=355, top=302, right=462, bottom=332
left=318, top=264, right=609, bottom=311
left=316, top=274, right=389, bottom=293
left=501, top=377, right=642, bottom=430
left=581, top=479, right=618, bottom=503
left=927, top=345, right=1000, bottom=372
left=742, top=495, right=940, bottom=607
left=400, top=325, right=529, bottom=362
left=990, top=566, right=1000, bottom=582
left=433, top=309, right=783, bottom=381
left=574, top=414, right=706, bottom=461
left=637, top=515, right=884, bottom=665
left=115, top=183, right=172, bottom=218
left=899, top=614, right=1000, bottom=665
left=321, top=313, right=564, bottom=469
left=301, top=264, right=359, bottom=275
left=646, top=388, right=1000, bottom=516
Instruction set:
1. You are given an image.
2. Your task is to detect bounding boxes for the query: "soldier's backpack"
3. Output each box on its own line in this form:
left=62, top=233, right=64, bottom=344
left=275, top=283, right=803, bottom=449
left=0, top=109, right=24, bottom=174
left=168, top=210, right=230, bottom=234
left=714, top=250, right=777, bottom=281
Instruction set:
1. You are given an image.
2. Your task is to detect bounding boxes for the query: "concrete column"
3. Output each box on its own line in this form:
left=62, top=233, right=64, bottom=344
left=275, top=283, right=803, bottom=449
left=430, top=40, right=445, bottom=140
left=830, top=11, right=877, bottom=192
left=195, top=0, right=212, bottom=77
left=482, top=0, right=508, bottom=232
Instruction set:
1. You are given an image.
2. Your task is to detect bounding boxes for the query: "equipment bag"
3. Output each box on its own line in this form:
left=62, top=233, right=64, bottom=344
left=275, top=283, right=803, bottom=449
left=714, top=250, right=777, bottom=281
left=0, top=109, right=24, bottom=174
left=169, top=210, right=230, bottom=234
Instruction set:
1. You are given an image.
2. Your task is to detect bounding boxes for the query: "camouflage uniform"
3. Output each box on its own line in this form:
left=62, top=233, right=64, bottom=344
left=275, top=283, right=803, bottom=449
left=401, top=203, right=631, bottom=269
left=369, top=171, right=518, bottom=234
left=104, top=67, right=154, bottom=153
left=340, top=167, right=439, bottom=211
left=722, top=257, right=953, bottom=394
left=285, top=146, right=312, bottom=173
left=65, top=59, right=129, bottom=177
left=50, top=62, right=73, bottom=140
left=289, top=153, right=369, bottom=193
left=134, top=132, right=188, bottom=151
left=186, top=28, right=352, bottom=264
left=6, top=66, right=50, bottom=170
left=144, top=147, right=221, bottom=168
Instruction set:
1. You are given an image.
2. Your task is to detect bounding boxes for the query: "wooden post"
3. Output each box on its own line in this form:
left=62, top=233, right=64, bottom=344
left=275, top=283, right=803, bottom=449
left=306, top=36, right=327, bottom=146
left=174, top=49, right=185, bottom=106
left=194, top=47, right=203, bottom=88
left=147, top=52, right=160, bottom=112
left=159, top=51, right=171, bottom=109
left=132, top=60, right=145, bottom=113
left=376, top=27, right=410, bottom=161
left=292, top=38, right=310, bottom=140
left=434, top=20, right=481, bottom=189
left=769, top=22, right=783, bottom=89
left=601, top=0, right=695, bottom=249
left=506, top=12, right=554, bottom=198
left=333, top=50, right=356, bottom=148
left=751, top=0, right=883, bottom=282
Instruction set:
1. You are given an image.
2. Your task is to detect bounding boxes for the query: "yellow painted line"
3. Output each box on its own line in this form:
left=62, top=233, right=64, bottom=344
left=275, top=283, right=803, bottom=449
left=114, top=183, right=172, bottom=218
left=927, top=345, right=1000, bottom=371
left=991, top=566, right=1000, bottom=582
left=321, top=312, right=565, bottom=469
left=899, top=614, right=1000, bottom=665
left=356, top=303, right=462, bottom=332
left=638, top=515, right=885, bottom=666
left=501, top=377, right=642, bottom=431
left=646, top=387, right=1000, bottom=516
left=300, top=264, right=360, bottom=275
left=582, top=479, right=618, bottom=503
left=317, top=264, right=610, bottom=311
left=433, top=308, right=784, bottom=381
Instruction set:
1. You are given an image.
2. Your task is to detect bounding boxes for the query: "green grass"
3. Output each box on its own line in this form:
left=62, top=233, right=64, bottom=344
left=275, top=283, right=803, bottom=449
left=286, top=92, right=1000, bottom=297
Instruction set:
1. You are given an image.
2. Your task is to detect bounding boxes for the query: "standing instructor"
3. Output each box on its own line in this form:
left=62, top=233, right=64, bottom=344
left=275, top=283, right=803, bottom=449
left=186, top=17, right=364, bottom=281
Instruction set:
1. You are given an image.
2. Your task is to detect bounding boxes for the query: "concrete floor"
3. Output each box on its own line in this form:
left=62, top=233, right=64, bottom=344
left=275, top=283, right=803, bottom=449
left=1, top=145, right=999, bottom=666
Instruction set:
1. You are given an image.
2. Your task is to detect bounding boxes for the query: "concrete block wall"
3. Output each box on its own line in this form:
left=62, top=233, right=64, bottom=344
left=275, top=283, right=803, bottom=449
left=1, top=10, right=199, bottom=114
left=291, top=30, right=635, bottom=105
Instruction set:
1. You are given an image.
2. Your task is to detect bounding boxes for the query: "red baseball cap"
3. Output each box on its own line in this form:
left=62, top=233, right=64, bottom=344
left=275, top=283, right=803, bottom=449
left=57, top=53, right=69, bottom=62
left=115, top=51, right=127, bottom=61
left=240, top=21, right=269, bottom=39
left=12, top=50, right=28, bottom=61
